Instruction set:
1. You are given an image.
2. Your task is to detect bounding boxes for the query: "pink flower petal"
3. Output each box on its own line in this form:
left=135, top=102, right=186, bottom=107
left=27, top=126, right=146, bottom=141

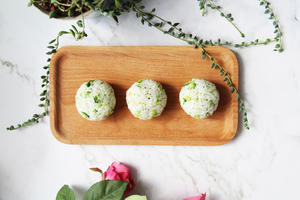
left=184, top=193, right=206, bottom=200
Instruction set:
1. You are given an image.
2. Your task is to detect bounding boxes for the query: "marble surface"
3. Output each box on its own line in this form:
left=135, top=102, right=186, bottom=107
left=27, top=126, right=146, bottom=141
left=1, top=0, right=300, bottom=199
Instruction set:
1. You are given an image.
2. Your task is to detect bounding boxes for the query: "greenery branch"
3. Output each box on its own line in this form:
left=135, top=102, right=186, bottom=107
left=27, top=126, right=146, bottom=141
left=198, top=0, right=245, bottom=37
left=197, top=0, right=283, bottom=51
left=259, top=0, right=283, bottom=52
left=207, top=0, right=245, bottom=36
left=6, top=19, right=87, bottom=131
left=197, top=0, right=245, bottom=38
left=133, top=5, right=250, bottom=129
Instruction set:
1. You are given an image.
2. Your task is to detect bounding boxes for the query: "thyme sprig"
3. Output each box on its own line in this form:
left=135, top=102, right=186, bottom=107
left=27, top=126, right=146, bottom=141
left=197, top=0, right=245, bottom=38
left=7, top=20, right=87, bottom=131
left=133, top=6, right=249, bottom=129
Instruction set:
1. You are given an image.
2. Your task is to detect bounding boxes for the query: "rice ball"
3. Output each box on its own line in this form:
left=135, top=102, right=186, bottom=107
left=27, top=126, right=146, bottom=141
left=126, top=79, right=167, bottom=120
left=179, top=79, right=219, bottom=119
left=75, top=80, right=116, bottom=120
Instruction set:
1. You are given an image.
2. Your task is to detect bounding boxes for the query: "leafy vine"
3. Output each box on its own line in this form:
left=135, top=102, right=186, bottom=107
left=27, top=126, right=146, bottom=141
left=198, top=0, right=245, bottom=38
left=7, top=19, right=87, bottom=130
left=7, top=0, right=283, bottom=130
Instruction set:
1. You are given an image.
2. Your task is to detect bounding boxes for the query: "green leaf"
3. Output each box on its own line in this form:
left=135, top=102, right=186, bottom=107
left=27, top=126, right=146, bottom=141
left=59, top=31, right=69, bottom=36
left=69, top=29, right=76, bottom=38
left=71, top=25, right=79, bottom=33
left=56, top=185, right=75, bottom=200
left=49, top=10, right=57, bottom=18
left=125, top=195, right=147, bottom=200
left=83, top=180, right=128, bottom=200
left=49, top=39, right=56, bottom=44
left=114, top=0, right=122, bottom=8
left=68, top=9, right=74, bottom=17
left=113, top=16, right=119, bottom=23
left=77, top=20, right=83, bottom=28
left=27, top=1, right=33, bottom=7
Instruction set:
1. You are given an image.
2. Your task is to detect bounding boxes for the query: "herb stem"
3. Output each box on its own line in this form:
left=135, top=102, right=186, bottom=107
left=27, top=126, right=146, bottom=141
left=202, top=0, right=206, bottom=16
left=260, top=0, right=283, bottom=52
left=7, top=20, right=87, bottom=131
left=217, top=38, right=276, bottom=47
left=206, top=0, right=245, bottom=38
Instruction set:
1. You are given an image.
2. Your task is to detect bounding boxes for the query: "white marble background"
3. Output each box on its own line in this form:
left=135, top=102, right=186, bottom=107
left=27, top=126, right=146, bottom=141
left=1, top=0, right=300, bottom=199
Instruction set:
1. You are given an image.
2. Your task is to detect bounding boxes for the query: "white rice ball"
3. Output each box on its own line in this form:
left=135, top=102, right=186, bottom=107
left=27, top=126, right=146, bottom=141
left=75, top=80, right=116, bottom=120
left=126, top=79, right=167, bottom=120
left=179, top=79, right=219, bottom=119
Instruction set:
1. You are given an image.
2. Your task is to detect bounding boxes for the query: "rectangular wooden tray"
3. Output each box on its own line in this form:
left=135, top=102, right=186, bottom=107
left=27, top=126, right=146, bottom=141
left=50, top=46, right=238, bottom=145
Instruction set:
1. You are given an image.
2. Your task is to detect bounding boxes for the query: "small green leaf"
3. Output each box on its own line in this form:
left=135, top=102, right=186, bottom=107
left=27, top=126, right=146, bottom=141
left=83, top=180, right=128, bottom=200
left=77, top=20, right=83, bottom=28
left=68, top=9, right=74, bottom=17
left=56, top=185, right=75, bottom=200
left=49, top=39, right=56, bottom=44
left=58, top=31, right=69, bottom=36
left=49, top=10, right=57, bottom=18
left=69, top=29, right=75, bottom=37
left=113, top=16, right=119, bottom=23
left=114, top=0, right=122, bottom=8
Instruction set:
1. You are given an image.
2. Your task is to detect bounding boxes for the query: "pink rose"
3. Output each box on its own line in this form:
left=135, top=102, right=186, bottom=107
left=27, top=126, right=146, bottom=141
left=103, top=162, right=135, bottom=197
left=184, top=193, right=206, bottom=200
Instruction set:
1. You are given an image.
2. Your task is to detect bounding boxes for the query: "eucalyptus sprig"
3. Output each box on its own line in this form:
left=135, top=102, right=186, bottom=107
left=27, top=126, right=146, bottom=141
left=133, top=6, right=249, bottom=129
left=6, top=19, right=87, bottom=131
left=198, top=0, right=245, bottom=38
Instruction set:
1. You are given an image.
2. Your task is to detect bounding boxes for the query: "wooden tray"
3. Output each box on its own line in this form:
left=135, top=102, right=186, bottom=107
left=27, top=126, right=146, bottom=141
left=50, top=46, right=238, bottom=145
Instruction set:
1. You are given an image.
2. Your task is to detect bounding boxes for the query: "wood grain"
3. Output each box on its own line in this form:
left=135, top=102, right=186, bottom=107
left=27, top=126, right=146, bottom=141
left=49, top=46, right=238, bottom=145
